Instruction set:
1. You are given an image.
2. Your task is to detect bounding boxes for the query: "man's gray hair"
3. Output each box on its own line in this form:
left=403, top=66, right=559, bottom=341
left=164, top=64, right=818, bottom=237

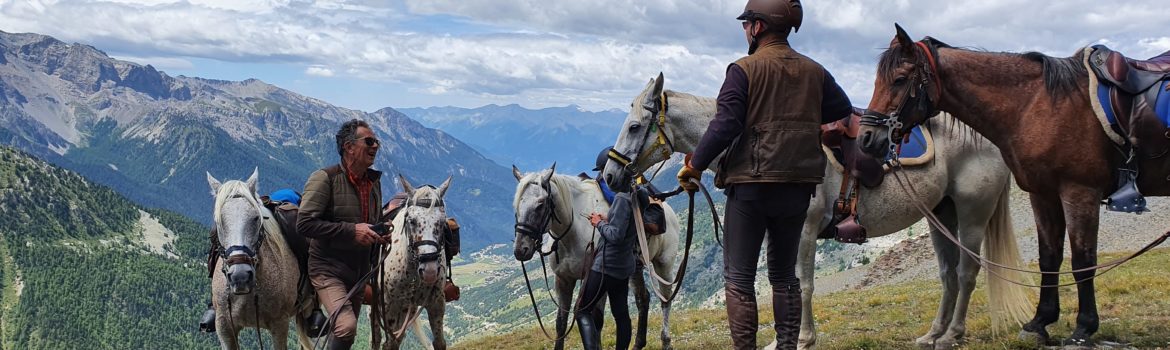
left=335, top=119, right=371, bottom=158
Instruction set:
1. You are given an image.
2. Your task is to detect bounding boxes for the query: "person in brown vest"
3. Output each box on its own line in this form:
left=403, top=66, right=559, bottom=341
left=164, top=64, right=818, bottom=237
left=676, top=1, right=852, bottom=348
left=298, top=119, right=392, bottom=350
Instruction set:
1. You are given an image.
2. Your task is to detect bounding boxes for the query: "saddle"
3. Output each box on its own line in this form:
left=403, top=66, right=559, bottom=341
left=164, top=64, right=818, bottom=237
left=1085, top=45, right=1170, bottom=212
left=262, top=197, right=311, bottom=276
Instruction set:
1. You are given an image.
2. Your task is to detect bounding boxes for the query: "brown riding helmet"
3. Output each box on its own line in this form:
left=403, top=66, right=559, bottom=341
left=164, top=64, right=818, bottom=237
left=736, top=0, right=803, bottom=33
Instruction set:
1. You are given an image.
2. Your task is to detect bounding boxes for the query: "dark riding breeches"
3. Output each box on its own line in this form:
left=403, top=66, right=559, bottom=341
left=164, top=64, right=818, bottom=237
left=722, top=183, right=814, bottom=350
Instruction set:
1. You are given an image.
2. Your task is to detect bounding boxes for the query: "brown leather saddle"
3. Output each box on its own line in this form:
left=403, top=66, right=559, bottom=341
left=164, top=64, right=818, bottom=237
left=817, top=108, right=884, bottom=244
left=265, top=198, right=311, bottom=275
left=1087, top=45, right=1170, bottom=211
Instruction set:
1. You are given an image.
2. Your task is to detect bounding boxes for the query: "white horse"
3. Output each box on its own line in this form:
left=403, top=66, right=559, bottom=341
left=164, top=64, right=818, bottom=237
left=512, top=164, right=682, bottom=350
left=599, top=74, right=1035, bottom=349
left=371, top=175, right=454, bottom=350
left=207, top=169, right=315, bottom=350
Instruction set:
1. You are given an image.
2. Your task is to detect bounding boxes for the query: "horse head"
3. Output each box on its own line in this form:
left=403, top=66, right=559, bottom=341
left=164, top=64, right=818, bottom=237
left=511, top=163, right=557, bottom=262
left=398, top=174, right=452, bottom=286
left=207, top=168, right=264, bottom=295
left=601, top=72, right=671, bottom=192
left=858, top=24, right=945, bottom=159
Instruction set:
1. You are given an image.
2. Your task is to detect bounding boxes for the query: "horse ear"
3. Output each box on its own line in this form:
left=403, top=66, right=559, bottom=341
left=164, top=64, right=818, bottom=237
left=513, top=164, right=524, bottom=182
left=437, top=175, right=453, bottom=198
left=207, top=172, right=221, bottom=196
left=653, top=72, right=664, bottom=96
left=542, top=162, right=556, bottom=184
left=643, top=73, right=665, bottom=110
left=398, top=174, right=415, bottom=197
left=894, top=23, right=914, bottom=53
left=245, top=167, right=259, bottom=195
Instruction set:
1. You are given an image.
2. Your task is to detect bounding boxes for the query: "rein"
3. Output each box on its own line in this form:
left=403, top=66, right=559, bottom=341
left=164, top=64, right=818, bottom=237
left=630, top=178, right=720, bottom=304
left=887, top=160, right=1170, bottom=288
left=520, top=236, right=599, bottom=342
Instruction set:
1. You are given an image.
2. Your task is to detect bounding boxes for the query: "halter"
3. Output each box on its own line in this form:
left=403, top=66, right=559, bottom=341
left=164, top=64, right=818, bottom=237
left=607, top=91, right=675, bottom=184
left=404, top=189, right=445, bottom=264
left=859, top=39, right=943, bottom=159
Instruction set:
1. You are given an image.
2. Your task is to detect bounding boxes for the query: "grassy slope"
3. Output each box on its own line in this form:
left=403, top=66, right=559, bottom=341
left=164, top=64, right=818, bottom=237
left=454, top=248, right=1170, bottom=349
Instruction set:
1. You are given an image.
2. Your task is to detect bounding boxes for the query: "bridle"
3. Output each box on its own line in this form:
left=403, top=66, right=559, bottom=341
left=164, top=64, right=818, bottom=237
left=860, top=39, right=944, bottom=159
left=607, top=91, right=675, bottom=185
left=514, top=179, right=573, bottom=251
left=218, top=193, right=267, bottom=273
left=404, top=191, right=445, bottom=264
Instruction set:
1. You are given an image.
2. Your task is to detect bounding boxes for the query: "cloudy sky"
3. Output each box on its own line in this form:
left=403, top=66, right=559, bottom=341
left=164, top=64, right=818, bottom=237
left=1, top=0, right=1168, bottom=112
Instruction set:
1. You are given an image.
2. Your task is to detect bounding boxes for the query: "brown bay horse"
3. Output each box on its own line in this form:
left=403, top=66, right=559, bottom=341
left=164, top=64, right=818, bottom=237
left=856, top=24, right=1170, bottom=347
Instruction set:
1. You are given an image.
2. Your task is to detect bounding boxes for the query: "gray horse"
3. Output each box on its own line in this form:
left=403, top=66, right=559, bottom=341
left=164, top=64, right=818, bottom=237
left=599, top=74, right=1035, bottom=349
left=512, top=164, right=682, bottom=350
left=207, top=169, right=315, bottom=350
left=371, top=175, right=453, bottom=350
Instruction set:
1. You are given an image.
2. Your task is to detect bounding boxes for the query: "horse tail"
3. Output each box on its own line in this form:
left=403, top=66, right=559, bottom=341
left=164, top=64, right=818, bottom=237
left=411, top=320, right=433, bottom=350
left=982, top=182, right=1035, bottom=334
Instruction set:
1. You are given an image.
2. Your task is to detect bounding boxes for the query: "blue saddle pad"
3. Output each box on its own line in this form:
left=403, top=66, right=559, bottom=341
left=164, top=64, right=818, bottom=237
left=269, top=189, right=301, bottom=205
left=1098, top=79, right=1170, bottom=128
left=1158, top=80, right=1170, bottom=124
left=896, top=126, right=928, bottom=160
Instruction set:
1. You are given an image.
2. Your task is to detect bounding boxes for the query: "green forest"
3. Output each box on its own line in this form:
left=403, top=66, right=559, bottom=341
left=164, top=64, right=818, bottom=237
left=0, top=146, right=218, bottom=348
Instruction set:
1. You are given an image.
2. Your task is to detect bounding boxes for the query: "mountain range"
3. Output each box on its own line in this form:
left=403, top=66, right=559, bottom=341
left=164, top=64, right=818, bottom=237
left=0, top=29, right=514, bottom=251
left=399, top=104, right=627, bottom=174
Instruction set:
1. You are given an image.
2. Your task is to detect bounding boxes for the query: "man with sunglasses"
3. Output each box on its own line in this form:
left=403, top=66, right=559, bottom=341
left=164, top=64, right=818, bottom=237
left=298, top=119, right=392, bottom=349
left=675, top=1, right=852, bottom=349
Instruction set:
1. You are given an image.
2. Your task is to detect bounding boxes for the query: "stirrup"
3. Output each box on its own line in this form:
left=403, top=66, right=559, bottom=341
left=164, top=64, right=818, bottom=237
left=1105, top=169, right=1149, bottom=214
left=306, top=309, right=328, bottom=338
left=833, top=215, right=868, bottom=244
left=199, top=308, right=216, bottom=333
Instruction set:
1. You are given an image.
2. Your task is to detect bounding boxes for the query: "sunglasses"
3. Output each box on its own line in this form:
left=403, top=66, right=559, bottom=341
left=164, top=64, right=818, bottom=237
left=356, top=137, right=380, bottom=147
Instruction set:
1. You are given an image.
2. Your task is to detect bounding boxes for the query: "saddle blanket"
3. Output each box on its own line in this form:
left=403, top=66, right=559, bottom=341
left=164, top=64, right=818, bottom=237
left=1097, top=79, right=1170, bottom=135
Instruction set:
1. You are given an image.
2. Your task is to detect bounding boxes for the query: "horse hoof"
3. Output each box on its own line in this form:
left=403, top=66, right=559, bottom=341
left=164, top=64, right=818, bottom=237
left=914, top=335, right=935, bottom=349
left=661, top=339, right=673, bottom=350
left=933, top=337, right=960, bottom=349
left=1018, top=330, right=1049, bottom=347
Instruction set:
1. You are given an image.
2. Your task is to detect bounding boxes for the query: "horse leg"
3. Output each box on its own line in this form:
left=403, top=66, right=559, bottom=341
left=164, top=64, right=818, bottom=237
left=270, top=317, right=291, bottom=350
left=1061, top=186, right=1102, bottom=347
left=215, top=317, right=240, bottom=350
left=426, top=298, right=448, bottom=350
left=652, top=259, right=675, bottom=350
left=630, top=266, right=650, bottom=349
left=796, top=190, right=825, bottom=350
left=919, top=198, right=959, bottom=349
left=937, top=200, right=988, bottom=349
left=1019, top=193, right=1067, bottom=346
left=294, top=314, right=313, bottom=350
left=554, top=275, right=576, bottom=350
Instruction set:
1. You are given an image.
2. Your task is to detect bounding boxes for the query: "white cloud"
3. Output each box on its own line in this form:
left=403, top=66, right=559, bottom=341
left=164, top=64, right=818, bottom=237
left=305, top=65, right=335, bottom=77
left=1, top=0, right=1167, bottom=110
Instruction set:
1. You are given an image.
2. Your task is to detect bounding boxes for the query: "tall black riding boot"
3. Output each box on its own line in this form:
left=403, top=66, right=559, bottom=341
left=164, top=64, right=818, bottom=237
left=772, top=284, right=803, bottom=350
left=576, top=313, right=601, bottom=350
left=199, top=303, right=216, bottom=333
left=327, top=336, right=354, bottom=350
left=306, top=309, right=328, bottom=338
left=726, top=285, right=759, bottom=350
